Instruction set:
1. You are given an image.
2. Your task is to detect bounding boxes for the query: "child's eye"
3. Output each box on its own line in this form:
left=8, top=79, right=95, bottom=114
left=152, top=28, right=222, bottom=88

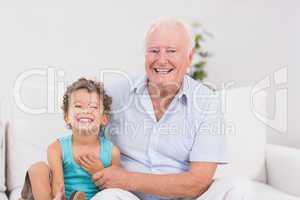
left=74, top=105, right=82, bottom=108
left=89, top=105, right=98, bottom=109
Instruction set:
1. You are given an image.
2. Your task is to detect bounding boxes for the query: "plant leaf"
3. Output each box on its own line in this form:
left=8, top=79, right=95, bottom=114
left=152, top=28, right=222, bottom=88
left=194, top=61, right=206, bottom=69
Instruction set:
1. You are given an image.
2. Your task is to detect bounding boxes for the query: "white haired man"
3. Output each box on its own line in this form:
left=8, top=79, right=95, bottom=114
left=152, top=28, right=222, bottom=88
left=91, top=17, right=228, bottom=200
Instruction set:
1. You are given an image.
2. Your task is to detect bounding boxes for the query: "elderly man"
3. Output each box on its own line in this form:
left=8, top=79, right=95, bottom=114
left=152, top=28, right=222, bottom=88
left=92, top=17, right=227, bottom=200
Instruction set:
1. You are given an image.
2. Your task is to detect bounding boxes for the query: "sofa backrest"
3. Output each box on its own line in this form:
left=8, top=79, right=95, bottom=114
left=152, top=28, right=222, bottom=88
left=214, top=86, right=267, bottom=182
left=5, top=81, right=69, bottom=192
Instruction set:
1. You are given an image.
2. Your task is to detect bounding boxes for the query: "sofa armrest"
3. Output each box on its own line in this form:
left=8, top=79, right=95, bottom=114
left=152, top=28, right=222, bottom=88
left=0, top=110, right=6, bottom=193
left=266, top=144, right=300, bottom=197
left=197, top=177, right=254, bottom=200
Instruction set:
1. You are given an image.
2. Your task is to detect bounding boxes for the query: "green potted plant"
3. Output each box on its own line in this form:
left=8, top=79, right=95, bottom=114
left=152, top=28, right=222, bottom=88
left=189, top=22, right=212, bottom=81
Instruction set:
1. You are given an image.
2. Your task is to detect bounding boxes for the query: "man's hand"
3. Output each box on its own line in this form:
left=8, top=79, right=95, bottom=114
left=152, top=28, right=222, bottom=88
left=77, top=154, right=104, bottom=174
left=92, top=165, right=131, bottom=190
left=92, top=162, right=216, bottom=198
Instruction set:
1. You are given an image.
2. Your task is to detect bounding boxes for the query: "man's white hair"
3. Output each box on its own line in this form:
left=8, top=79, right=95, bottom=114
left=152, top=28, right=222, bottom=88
left=145, top=17, right=194, bottom=51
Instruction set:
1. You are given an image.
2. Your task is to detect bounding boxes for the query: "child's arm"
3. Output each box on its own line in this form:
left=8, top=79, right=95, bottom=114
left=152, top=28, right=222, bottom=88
left=47, top=140, right=64, bottom=198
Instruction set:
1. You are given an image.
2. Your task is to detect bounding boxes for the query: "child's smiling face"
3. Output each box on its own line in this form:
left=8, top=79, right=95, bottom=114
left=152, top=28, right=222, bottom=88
left=65, top=88, right=105, bottom=135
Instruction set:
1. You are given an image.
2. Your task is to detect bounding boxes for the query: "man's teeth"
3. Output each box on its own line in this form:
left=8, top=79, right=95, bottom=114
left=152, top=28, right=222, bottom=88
left=154, top=68, right=172, bottom=74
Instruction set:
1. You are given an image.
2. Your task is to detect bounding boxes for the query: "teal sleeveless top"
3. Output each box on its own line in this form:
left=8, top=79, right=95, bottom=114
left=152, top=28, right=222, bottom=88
left=58, top=135, right=112, bottom=200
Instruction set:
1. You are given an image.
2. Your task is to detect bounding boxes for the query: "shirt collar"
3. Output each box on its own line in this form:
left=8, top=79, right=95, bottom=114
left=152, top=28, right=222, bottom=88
left=175, top=75, right=190, bottom=105
left=178, top=75, right=189, bottom=99
left=130, top=74, right=148, bottom=94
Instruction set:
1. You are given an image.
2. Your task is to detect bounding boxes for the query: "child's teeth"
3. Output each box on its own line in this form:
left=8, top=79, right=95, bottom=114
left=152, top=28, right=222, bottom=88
left=79, top=118, right=91, bottom=122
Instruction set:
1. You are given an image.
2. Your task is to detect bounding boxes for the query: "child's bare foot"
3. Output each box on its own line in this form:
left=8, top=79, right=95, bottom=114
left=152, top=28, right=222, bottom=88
left=69, top=191, right=86, bottom=200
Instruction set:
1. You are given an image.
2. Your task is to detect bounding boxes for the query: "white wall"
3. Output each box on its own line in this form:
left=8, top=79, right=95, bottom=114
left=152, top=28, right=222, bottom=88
left=0, top=0, right=299, bottom=147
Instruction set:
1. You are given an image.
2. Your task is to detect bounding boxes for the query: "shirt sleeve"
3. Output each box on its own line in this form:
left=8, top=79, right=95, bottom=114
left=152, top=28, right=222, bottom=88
left=189, top=90, right=228, bottom=164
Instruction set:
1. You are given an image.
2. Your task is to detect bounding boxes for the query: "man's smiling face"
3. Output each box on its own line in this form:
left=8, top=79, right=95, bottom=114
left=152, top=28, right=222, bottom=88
left=145, top=23, right=194, bottom=89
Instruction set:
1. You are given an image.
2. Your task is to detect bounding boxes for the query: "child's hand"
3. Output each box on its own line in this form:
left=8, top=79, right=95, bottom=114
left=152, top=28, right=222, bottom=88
left=78, top=154, right=104, bottom=174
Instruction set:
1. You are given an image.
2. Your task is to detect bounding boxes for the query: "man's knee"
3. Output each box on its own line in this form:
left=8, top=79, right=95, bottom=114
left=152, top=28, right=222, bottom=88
left=92, top=188, right=140, bottom=200
left=28, top=161, right=50, bottom=178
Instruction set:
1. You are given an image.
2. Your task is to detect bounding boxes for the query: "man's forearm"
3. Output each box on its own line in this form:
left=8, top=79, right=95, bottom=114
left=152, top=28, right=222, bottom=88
left=126, top=171, right=211, bottom=198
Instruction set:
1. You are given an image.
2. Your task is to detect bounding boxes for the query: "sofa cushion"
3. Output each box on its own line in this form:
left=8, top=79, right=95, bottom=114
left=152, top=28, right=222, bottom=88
left=0, top=192, right=8, bottom=200
left=7, top=187, right=21, bottom=200
left=197, top=178, right=300, bottom=200
left=214, top=86, right=267, bottom=182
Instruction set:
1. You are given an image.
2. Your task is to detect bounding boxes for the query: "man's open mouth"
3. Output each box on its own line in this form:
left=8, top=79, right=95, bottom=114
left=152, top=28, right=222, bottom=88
left=154, top=68, right=174, bottom=75
left=77, top=117, right=94, bottom=123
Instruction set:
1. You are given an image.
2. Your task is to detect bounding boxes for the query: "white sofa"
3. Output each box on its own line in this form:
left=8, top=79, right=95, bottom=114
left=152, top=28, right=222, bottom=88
left=0, top=107, right=8, bottom=200
left=199, top=87, right=300, bottom=200
left=0, top=84, right=300, bottom=200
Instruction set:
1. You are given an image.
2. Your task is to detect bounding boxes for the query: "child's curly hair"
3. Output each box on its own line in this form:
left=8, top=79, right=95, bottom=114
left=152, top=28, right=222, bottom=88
left=62, top=78, right=112, bottom=126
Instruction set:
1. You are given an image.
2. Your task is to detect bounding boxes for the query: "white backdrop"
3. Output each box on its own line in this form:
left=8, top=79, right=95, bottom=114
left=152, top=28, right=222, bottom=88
left=0, top=0, right=299, bottom=147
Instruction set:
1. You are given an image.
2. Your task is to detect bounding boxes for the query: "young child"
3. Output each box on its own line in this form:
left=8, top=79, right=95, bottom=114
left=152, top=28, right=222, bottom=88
left=20, top=78, right=120, bottom=200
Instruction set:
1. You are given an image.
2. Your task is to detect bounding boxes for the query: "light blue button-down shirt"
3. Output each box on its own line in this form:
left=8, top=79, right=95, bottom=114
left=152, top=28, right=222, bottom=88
left=106, top=74, right=228, bottom=200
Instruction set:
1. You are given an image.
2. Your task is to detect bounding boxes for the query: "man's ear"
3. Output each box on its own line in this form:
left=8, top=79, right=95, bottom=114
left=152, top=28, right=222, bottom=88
left=189, top=48, right=195, bottom=62
left=100, top=115, right=109, bottom=126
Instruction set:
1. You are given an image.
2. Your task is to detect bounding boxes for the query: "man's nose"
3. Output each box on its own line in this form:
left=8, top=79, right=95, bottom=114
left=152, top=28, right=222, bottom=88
left=157, top=50, right=168, bottom=65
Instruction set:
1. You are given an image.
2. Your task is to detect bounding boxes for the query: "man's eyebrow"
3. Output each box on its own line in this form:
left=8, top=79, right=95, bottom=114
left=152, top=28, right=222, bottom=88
left=147, top=46, right=159, bottom=49
left=147, top=46, right=177, bottom=49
